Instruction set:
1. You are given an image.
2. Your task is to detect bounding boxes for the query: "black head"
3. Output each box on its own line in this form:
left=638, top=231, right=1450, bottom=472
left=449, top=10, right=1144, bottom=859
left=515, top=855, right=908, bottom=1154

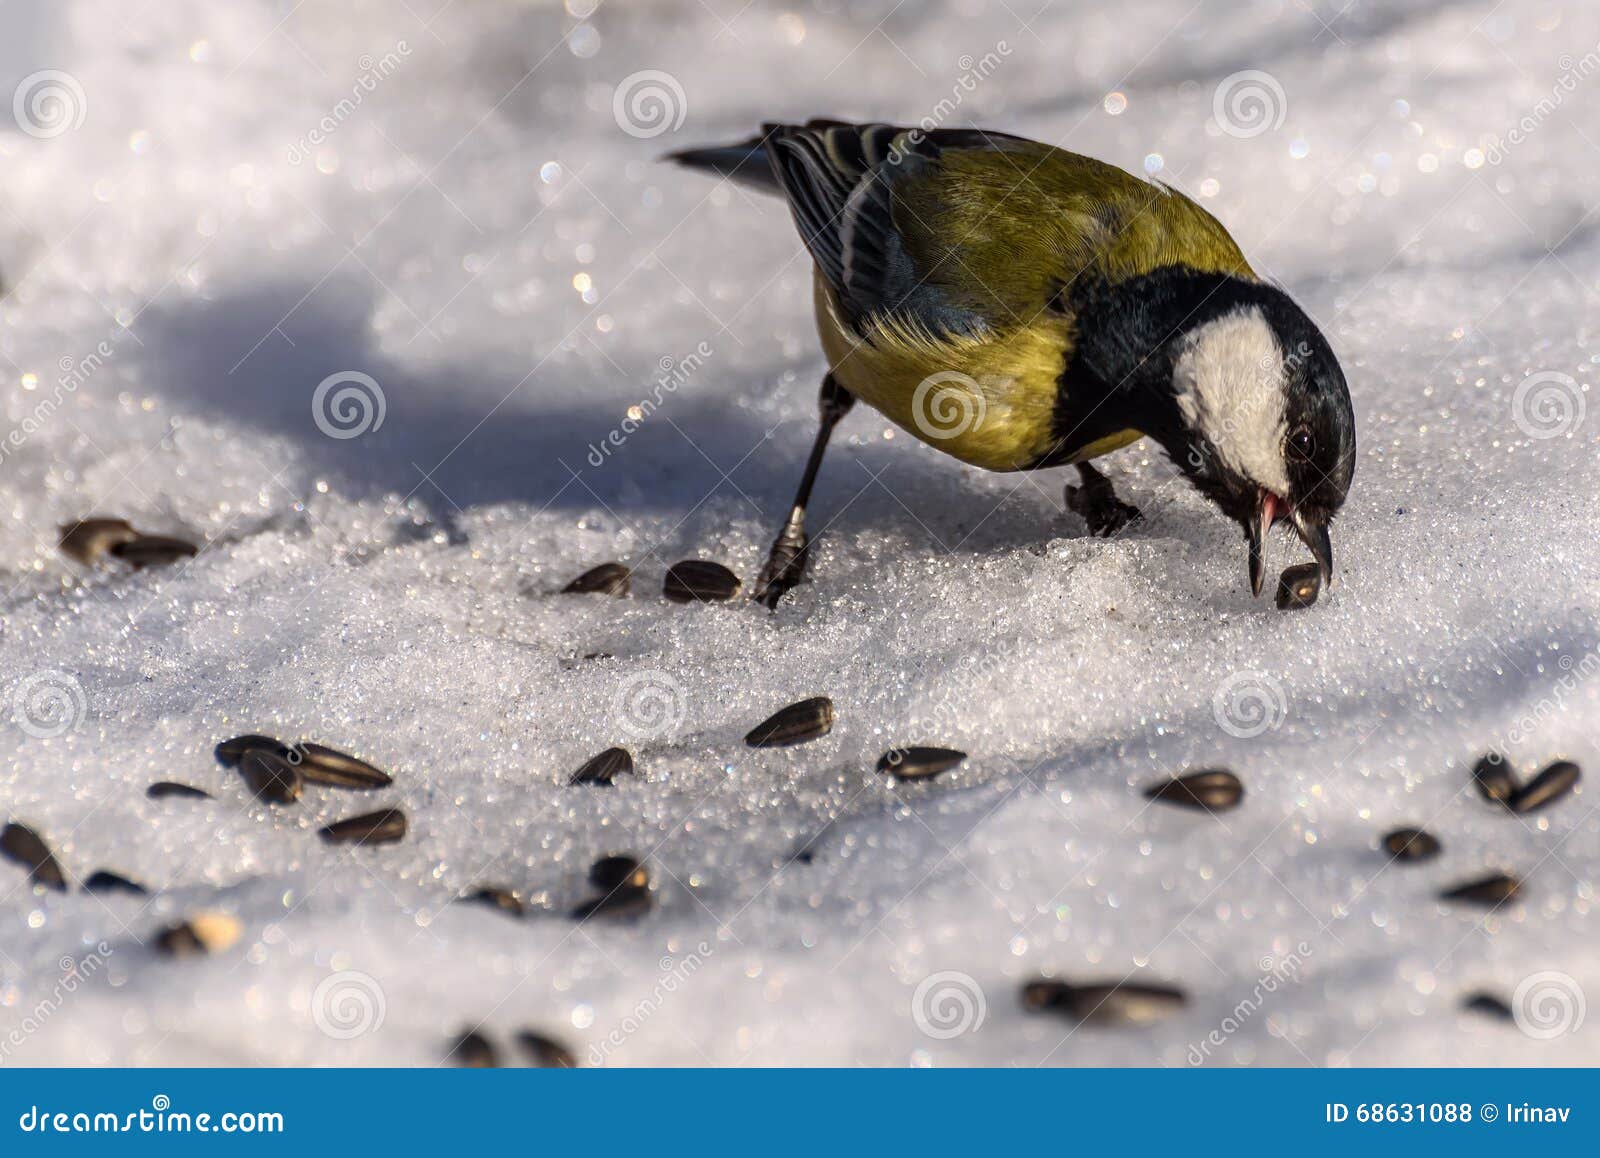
left=1164, top=283, right=1355, bottom=594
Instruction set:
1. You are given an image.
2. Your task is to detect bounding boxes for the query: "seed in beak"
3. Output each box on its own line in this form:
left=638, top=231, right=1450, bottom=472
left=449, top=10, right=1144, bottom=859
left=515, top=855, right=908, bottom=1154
left=1275, top=563, right=1322, bottom=610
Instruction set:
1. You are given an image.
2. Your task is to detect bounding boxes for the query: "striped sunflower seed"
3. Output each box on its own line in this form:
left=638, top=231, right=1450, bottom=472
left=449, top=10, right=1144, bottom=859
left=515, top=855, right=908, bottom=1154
left=1382, top=827, right=1441, bottom=862
left=215, top=734, right=291, bottom=767
left=58, top=517, right=138, bottom=565
left=239, top=748, right=302, bottom=804
left=1021, top=979, right=1187, bottom=1026
left=157, top=911, right=241, bottom=957
left=663, top=560, right=741, bottom=603
left=319, top=809, right=407, bottom=846
left=1144, top=769, right=1244, bottom=812
left=570, top=746, right=633, bottom=786
left=148, top=781, right=212, bottom=801
left=1275, top=563, right=1322, bottom=610
left=1461, top=992, right=1514, bottom=1020
left=590, top=855, right=648, bottom=892
left=84, top=869, right=148, bottom=896
left=562, top=562, right=630, bottom=597
left=462, top=886, right=525, bottom=917
left=111, top=535, right=199, bottom=569
left=1509, top=760, right=1580, bottom=814
left=1440, top=873, right=1521, bottom=906
left=293, top=742, right=393, bottom=789
left=0, top=822, right=67, bottom=891
left=746, top=696, right=835, bottom=747
left=516, top=1031, right=577, bottom=1068
left=571, top=884, right=651, bottom=921
left=1471, top=752, right=1518, bottom=804
left=450, top=1029, right=499, bottom=1068
left=877, top=746, right=966, bottom=781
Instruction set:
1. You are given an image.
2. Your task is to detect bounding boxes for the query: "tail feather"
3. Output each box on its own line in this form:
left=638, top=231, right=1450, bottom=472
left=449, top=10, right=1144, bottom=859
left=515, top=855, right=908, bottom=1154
left=664, top=129, right=780, bottom=193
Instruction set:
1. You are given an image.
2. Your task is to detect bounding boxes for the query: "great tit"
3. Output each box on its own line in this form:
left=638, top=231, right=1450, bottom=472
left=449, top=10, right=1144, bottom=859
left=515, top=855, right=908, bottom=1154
left=669, top=120, right=1355, bottom=607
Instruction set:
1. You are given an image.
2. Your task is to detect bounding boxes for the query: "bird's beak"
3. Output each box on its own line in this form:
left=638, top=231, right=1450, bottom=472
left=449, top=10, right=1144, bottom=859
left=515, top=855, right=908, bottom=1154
left=1244, top=491, right=1285, bottom=597
left=1292, top=509, right=1335, bottom=589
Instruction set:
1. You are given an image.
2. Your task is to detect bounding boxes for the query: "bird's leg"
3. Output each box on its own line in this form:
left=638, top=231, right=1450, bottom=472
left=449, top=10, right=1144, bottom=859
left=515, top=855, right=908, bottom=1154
left=1065, top=461, right=1142, bottom=537
left=753, top=374, right=855, bottom=609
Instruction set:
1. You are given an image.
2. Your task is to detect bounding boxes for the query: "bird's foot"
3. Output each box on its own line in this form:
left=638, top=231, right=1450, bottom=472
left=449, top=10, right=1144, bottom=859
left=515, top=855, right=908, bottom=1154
left=1065, top=482, right=1143, bottom=538
left=752, top=516, right=809, bottom=609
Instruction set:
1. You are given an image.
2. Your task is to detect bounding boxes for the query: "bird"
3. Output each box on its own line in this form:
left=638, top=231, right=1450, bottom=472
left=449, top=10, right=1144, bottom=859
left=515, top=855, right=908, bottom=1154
left=668, top=120, right=1355, bottom=608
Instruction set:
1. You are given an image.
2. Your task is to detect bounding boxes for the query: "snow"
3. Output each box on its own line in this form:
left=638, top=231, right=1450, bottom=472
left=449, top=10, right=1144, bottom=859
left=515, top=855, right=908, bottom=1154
left=2, top=0, right=1598, bottom=1066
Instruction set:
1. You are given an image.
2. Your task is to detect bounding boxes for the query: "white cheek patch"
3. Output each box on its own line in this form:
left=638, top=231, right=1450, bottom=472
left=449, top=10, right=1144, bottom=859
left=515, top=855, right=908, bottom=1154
left=1172, top=306, right=1291, bottom=497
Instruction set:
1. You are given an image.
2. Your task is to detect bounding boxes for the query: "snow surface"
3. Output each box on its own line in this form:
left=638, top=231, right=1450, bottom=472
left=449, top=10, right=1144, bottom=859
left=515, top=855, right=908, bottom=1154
left=2, top=0, right=1598, bottom=1066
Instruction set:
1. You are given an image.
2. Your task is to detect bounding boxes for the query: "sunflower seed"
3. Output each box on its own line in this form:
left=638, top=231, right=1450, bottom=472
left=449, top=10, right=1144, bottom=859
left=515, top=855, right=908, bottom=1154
left=1021, top=978, right=1187, bottom=1026
left=590, top=855, right=648, bottom=892
left=157, top=911, right=241, bottom=957
left=570, top=746, right=633, bottom=786
left=449, top=1029, right=499, bottom=1068
left=571, top=885, right=651, bottom=922
left=84, top=869, right=148, bottom=896
left=1144, top=769, right=1244, bottom=812
left=877, top=746, right=966, bottom=781
left=239, top=748, right=302, bottom=804
left=110, top=535, right=199, bottom=569
left=1274, top=563, right=1322, bottom=610
left=1382, top=827, right=1441, bottom=862
left=215, top=734, right=291, bottom=767
left=1440, top=873, right=1521, bottom=906
left=319, top=808, right=407, bottom=846
left=562, top=562, right=630, bottom=597
left=147, top=781, right=212, bottom=801
left=1461, top=992, right=1514, bottom=1020
left=1471, top=752, right=1517, bottom=804
left=293, top=742, right=393, bottom=789
left=663, top=559, right=741, bottom=603
left=58, top=517, right=138, bottom=565
left=516, top=1030, right=577, bottom=1068
left=0, top=822, right=67, bottom=891
left=746, top=696, right=835, bottom=747
left=1509, top=760, right=1580, bottom=814
left=462, top=886, right=525, bottom=917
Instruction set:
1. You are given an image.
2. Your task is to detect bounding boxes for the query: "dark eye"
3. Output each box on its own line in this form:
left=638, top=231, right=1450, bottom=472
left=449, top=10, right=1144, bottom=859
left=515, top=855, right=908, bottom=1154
left=1287, top=426, right=1316, bottom=463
